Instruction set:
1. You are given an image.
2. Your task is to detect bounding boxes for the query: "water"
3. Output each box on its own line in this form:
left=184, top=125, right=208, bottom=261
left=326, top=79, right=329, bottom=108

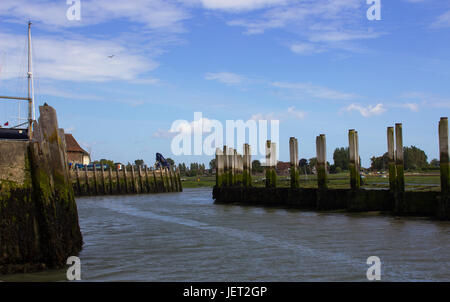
left=2, top=188, right=450, bottom=281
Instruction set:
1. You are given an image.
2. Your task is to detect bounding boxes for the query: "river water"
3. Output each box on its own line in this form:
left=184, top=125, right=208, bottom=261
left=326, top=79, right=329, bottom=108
left=2, top=188, right=450, bottom=281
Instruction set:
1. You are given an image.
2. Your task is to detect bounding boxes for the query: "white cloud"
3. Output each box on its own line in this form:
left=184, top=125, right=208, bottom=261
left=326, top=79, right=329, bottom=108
left=344, top=103, right=386, bottom=117
left=290, top=43, right=325, bottom=55
left=0, top=32, right=158, bottom=82
left=0, top=0, right=189, bottom=31
left=271, top=81, right=357, bottom=100
left=200, top=0, right=287, bottom=11
left=431, top=10, right=450, bottom=28
left=152, top=128, right=178, bottom=138
left=205, top=72, right=246, bottom=85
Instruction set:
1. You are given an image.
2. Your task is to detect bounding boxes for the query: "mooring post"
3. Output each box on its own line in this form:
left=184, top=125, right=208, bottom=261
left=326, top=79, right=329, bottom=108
left=177, top=167, right=183, bottom=192
left=152, top=169, right=158, bottom=192
left=159, top=167, right=165, bottom=192
left=395, top=123, right=405, bottom=192
left=93, top=163, right=98, bottom=195
left=289, top=137, right=300, bottom=189
left=101, top=164, right=106, bottom=194
left=265, top=140, right=277, bottom=188
left=316, top=134, right=327, bottom=190
left=108, top=166, right=113, bottom=194
left=84, top=164, right=90, bottom=195
left=168, top=166, right=174, bottom=192
left=439, top=117, right=450, bottom=193
left=243, top=144, right=252, bottom=187
left=228, top=147, right=234, bottom=186
left=144, top=165, right=150, bottom=193
left=216, top=148, right=224, bottom=187
left=387, top=127, right=396, bottom=192
left=355, top=131, right=360, bottom=186
left=348, top=130, right=359, bottom=190
left=123, top=165, right=128, bottom=193
left=75, top=165, right=81, bottom=196
left=138, top=165, right=144, bottom=193
left=172, top=166, right=179, bottom=192
left=115, top=167, right=121, bottom=193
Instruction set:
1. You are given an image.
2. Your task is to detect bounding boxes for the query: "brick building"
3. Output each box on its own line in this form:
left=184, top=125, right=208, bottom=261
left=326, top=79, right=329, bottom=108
left=64, top=133, right=90, bottom=165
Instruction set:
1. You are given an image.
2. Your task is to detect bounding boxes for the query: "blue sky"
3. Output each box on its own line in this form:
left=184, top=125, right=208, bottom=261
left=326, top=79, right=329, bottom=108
left=0, top=0, right=449, bottom=167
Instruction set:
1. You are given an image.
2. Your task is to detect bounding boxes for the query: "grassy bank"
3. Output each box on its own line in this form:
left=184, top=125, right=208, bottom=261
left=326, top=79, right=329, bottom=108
left=181, top=172, right=441, bottom=191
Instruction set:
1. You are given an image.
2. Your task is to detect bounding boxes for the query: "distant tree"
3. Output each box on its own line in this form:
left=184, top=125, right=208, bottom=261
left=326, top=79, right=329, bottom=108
left=209, top=158, right=216, bottom=170
left=333, top=147, right=349, bottom=171
left=94, top=159, right=115, bottom=169
left=308, top=157, right=317, bottom=170
left=252, top=160, right=263, bottom=173
left=403, top=146, right=428, bottom=170
left=430, top=158, right=440, bottom=168
left=370, top=153, right=389, bottom=171
left=166, top=158, right=175, bottom=166
left=134, top=159, right=144, bottom=166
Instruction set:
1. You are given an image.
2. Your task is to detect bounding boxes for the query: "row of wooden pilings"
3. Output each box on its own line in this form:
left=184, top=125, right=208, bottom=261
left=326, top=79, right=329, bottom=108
left=215, top=117, right=450, bottom=193
left=71, top=164, right=182, bottom=196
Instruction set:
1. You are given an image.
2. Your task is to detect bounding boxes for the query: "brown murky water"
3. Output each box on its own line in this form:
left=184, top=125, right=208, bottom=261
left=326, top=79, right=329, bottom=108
left=2, top=188, right=449, bottom=281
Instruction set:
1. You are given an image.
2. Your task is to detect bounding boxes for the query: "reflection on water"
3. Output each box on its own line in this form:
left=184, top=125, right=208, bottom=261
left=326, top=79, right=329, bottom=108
left=2, top=188, right=450, bottom=281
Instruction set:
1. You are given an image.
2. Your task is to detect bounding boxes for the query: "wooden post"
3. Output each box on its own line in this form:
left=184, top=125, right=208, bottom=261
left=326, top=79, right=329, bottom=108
left=101, top=164, right=106, bottom=194
left=152, top=169, right=158, bottom=192
left=395, top=123, right=405, bottom=192
left=439, top=117, right=450, bottom=193
left=116, top=167, right=121, bottom=193
left=131, top=165, right=137, bottom=193
left=387, top=127, right=396, bottom=192
left=355, top=131, right=360, bottom=186
left=289, top=137, right=299, bottom=189
left=243, top=144, right=252, bottom=187
left=93, top=163, right=98, bottom=195
left=265, top=140, right=277, bottom=188
left=108, top=167, right=113, bottom=194
left=84, top=164, right=90, bottom=195
left=123, top=165, right=128, bottom=193
left=144, top=165, right=150, bottom=193
left=216, top=148, right=224, bottom=187
left=138, top=165, right=144, bottom=193
left=171, top=166, right=178, bottom=192
left=177, top=167, right=183, bottom=192
left=316, top=134, right=327, bottom=190
left=159, top=167, right=165, bottom=192
left=75, top=165, right=81, bottom=196
left=348, top=130, right=360, bottom=190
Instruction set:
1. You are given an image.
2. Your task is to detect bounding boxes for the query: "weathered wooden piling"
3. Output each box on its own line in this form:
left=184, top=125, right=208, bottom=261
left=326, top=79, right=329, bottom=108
left=439, top=117, right=450, bottom=193
left=243, top=144, right=252, bottom=187
left=348, top=130, right=360, bottom=190
left=395, top=123, right=405, bottom=192
left=152, top=169, right=158, bottom=192
left=289, top=137, right=300, bottom=189
left=75, top=165, right=81, bottom=195
left=108, top=167, right=113, bottom=194
left=216, top=148, right=225, bottom=187
left=265, top=140, right=277, bottom=188
left=176, top=167, right=183, bottom=192
left=131, top=165, right=137, bottom=193
left=123, top=166, right=128, bottom=193
left=138, top=165, right=144, bottom=193
left=84, top=164, right=90, bottom=195
left=159, top=167, right=166, bottom=192
left=387, top=127, right=396, bottom=191
left=316, top=134, right=327, bottom=189
left=144, top=165, right=150, bottom=193
left=227, top=147, right=234, bottom=186
left=101, top=164, right=106, bottom=194
left=93, top=163, right=98, bottom=194
left=116, top=167, right=121, bottom=193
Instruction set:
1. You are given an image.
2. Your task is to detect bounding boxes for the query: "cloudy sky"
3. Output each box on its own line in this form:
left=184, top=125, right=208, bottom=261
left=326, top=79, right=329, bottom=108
left=0, top=0, right=449, bottom=167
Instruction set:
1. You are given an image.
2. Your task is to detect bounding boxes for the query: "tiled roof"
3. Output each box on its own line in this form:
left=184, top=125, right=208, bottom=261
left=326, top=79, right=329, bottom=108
left=64, top=134, right=89, bottom=154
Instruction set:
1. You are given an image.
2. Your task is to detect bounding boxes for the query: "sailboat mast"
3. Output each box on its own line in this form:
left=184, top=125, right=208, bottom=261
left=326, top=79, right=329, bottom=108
left=27, top=21, right=35, bottom=138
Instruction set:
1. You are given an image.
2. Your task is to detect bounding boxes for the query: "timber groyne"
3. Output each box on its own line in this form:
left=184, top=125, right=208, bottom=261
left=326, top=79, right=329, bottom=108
left=0, top=105, right=83, bottom=274
left=213, top=118, right=450, bottom=220
left=70, top=165, right=182, bottom=196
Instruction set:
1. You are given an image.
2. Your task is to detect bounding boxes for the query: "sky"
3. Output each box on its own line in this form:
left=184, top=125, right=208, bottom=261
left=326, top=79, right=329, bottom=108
left=0, top=0, right=449, bottom=167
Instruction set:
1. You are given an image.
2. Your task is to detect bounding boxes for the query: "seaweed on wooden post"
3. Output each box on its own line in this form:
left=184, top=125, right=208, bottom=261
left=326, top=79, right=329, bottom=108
left=265, top=140, right=277, bottom=188
left=243, top=144, right=252, bottom=187
left=395, top=123, right=405, bottom=192
left=176, top=167, right=183, bottom=192
left=439, top=117, right=450, bottom=194
left=152, top=169, right=157, bottom=192
left=387, top=127, right=396, bottom=192
left=159, top=167, right=166, bottom=192
left=131, top=165, right=137, bottom=193
left=168, top=166, right=174, bottom=192
left=289, top=137, right=300, bottom=189
left=316, top=134, right=327, bottom=190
